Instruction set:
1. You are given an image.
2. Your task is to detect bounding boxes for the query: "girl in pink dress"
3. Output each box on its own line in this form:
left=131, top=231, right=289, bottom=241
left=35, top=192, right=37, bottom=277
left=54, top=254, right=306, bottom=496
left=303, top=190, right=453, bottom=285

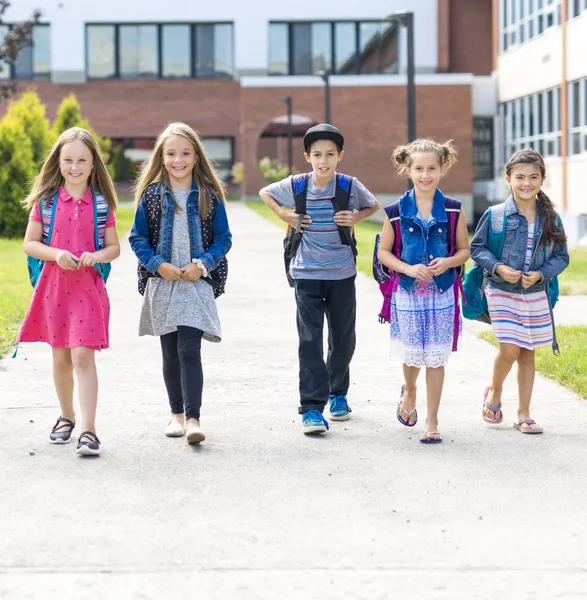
left=18, top=127, right=120, bottom=457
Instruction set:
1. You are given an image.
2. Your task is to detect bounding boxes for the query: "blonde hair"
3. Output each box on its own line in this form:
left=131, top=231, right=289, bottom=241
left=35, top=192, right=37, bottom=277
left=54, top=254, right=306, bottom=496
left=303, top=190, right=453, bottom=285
left=134, top=122, right=226, bottom=216
left=24, top=127, right=117, bottom=210
left=391, top=138, right=458, bottom=176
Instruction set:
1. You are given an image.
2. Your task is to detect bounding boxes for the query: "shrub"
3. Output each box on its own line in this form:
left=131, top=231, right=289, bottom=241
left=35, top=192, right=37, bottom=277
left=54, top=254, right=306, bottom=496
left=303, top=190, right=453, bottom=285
left=0, top=114, right=35, bottom=237
left=258, top=157, right=291, bottom=183
left=5, top=90, right=52, bottom=169
left=53, top=94, right=111, bottom=164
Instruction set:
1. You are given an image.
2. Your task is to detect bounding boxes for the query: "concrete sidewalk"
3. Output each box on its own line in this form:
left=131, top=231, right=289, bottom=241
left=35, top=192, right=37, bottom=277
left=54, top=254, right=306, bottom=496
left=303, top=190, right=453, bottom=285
left=1, top=203, right=586, bottom=600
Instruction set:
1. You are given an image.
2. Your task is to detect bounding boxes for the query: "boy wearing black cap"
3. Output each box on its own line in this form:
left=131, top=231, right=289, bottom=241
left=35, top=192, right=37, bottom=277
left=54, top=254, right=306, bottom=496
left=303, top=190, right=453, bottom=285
left=259, top=123, right=380, bottom=434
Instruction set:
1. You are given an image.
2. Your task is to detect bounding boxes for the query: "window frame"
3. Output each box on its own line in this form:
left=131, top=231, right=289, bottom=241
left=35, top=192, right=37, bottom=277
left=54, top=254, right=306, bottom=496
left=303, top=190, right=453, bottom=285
left=0, top=22, right=51, bottom=80
left=500, top=87, right=562, bottom=164
left=568, top=76, right=587, bottom=155
left=499, top=0, right=561, bottom=53
left=85, top=22, right=235, bottom=80
left=268, top=19, right=400, bottom=76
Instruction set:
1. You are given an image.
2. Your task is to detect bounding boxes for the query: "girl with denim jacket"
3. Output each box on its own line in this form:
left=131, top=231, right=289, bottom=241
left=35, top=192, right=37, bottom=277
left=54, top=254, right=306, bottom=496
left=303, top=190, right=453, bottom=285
left=377, top=139, right=470, bottom=444
left=470, top=149, right=569, bottom=434
left=129, top=123, right=232, bottom=444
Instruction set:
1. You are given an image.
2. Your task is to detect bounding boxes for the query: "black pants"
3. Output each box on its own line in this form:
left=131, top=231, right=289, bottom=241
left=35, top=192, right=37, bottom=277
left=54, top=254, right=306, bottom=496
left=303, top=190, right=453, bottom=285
left=294, top=276, right=356, bottom=414
left=160, top=326, right=204, bottom=421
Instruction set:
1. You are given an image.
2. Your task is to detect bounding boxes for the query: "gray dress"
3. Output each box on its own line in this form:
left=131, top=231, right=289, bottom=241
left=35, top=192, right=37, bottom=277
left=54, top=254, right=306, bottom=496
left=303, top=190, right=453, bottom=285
left=138, top=189, right=221, bottom=342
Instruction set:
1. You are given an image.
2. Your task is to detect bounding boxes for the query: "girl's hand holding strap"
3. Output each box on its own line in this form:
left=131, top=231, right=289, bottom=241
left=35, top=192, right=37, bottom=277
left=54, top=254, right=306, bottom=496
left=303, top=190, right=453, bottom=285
left=521, top=271, right=542, bottom=289
left=179, top=263, right=203, bottom=281
left=404, top=263, right=433, bottom=280
left=78, top=252, right=99, bottom=267
left=157, top=262, right=183, bottom=281
left=56, top=250, right=80, bottom=271
left=496, top=264, right=522, bottom=284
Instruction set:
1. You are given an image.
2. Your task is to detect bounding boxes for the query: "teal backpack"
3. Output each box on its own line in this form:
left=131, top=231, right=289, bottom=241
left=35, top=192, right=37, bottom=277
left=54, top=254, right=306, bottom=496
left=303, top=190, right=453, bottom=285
left=27, top=190, right=112, bottom=288
left=462, top=203, right=560, bottom=353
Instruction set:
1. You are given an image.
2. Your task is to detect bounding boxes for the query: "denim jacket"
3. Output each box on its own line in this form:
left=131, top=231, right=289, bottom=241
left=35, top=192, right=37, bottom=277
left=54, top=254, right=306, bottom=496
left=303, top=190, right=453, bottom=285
left=398, top=188, right=456, bottom=293
left=470, top=195, right=569, bottom=294
left=129, top=183, right=232, bottom=275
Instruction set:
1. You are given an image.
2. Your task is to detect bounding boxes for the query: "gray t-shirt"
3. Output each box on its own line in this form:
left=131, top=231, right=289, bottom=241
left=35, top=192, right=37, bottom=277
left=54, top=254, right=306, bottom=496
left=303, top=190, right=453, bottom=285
left=265, top=172, right=376, bottom=280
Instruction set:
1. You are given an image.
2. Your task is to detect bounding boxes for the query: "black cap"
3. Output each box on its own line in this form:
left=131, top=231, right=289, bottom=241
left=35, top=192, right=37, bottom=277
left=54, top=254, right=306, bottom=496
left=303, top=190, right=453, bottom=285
left=303, top=123, right=344, bottom=153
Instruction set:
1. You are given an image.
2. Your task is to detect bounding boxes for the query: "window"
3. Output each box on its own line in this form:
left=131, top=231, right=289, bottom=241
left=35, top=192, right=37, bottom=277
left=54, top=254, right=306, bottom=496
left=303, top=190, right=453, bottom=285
left=500, top=87, right=561, bottom=163
left=569, top=0, right=587, bottom=18
left=110, top=137, right=235, bottom=183
left=474, top=118, right=494, bottom=180
left=500, top=0, right=561, bottom=52
left=86, top=23, right=234, bottom=79
left=269, top=20, right=400, bottom=76
left=202, top=137, right=234, bottom=182
left=0, top=24, right=50, bottom=79
left=569, top=77, right=587, bottom=155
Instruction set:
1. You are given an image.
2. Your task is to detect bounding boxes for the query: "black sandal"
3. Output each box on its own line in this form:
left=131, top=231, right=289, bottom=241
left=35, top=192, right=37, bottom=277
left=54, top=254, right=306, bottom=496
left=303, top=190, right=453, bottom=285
left=76, top=431, right=101, bottom=456
left=49, top=417, right=75, bottom=444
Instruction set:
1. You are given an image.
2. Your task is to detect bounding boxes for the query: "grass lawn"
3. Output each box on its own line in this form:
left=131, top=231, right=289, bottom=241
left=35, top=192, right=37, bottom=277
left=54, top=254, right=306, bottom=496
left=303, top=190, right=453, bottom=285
left=0, top=204, right=135, bottom=359
left=559, top=247, right=587, bottom=295
left=479, top=327, right=587, bottom=399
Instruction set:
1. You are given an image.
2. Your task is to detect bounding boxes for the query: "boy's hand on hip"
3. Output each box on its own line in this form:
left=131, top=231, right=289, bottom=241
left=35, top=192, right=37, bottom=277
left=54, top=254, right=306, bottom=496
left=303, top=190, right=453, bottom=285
left=428, top=257, right=450, bottom=276
left=405, top=264, right=433, bottom=280
left=282, top=211, right=311, bottom=229
left=496, top=264, right=522, bottom=284
left=180, top=263, right=203, bottom=281
left=333, top=210, right=355, bottom=227
left=157, top=262, right=183, bottom=281
left=78, top=252, right=99, bottom=267
left=521, top=271, right=541, bottom=289
left=56, top=250, right=80, bottom=271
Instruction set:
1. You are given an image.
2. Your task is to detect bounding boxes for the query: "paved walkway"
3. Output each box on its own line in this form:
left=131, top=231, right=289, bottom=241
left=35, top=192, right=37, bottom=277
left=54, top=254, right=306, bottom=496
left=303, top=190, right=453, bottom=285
left=1, top=203, right=587, bottom=600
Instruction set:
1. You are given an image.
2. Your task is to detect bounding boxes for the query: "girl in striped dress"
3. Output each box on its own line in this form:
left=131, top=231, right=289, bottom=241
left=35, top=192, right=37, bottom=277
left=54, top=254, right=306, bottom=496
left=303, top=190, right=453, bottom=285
left=470, top=149, right=569, bottom=434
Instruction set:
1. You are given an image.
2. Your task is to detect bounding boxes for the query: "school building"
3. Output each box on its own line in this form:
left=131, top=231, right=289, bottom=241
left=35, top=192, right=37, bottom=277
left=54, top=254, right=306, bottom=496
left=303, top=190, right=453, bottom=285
left=494, top=0, right=587, bottom=243
left=4, top=0, right=495, bottom=219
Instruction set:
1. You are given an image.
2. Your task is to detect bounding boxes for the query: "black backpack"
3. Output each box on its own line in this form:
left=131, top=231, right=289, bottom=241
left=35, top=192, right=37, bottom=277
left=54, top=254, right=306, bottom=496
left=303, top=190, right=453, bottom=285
left=137, top=183, right=228, bottom=298
left=283, top=173, right=356, bottom=287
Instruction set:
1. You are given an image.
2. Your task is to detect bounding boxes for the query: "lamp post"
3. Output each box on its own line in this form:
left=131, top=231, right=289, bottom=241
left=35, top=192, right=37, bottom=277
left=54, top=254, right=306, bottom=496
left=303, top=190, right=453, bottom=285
left=386, top=11, right=415, bottom=143
left=317, top=69, right=331, bottom=124
left=280, top=95, right=293, bottom=176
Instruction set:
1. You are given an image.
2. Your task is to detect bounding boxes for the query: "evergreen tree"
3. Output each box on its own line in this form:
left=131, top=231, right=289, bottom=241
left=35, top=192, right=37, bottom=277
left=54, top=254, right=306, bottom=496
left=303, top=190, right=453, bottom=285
left=0, top=114, right=34, bottom=237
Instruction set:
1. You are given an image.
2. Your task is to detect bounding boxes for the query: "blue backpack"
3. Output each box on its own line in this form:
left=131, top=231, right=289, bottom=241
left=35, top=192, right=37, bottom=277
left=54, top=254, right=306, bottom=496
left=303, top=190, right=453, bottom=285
left=27, top=190, right=112, bottom=288
left=462, top=203, right=560, bottom=353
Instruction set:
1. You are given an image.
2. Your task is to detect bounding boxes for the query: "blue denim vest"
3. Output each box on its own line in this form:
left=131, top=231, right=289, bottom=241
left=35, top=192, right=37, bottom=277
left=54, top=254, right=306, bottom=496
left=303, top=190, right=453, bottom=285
left=398, top=188, right=456, bottom=293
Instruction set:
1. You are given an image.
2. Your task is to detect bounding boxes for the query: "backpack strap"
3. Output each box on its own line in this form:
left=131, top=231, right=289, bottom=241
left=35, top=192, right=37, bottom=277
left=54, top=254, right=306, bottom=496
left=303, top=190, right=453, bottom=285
left=39, top=191, right=59, bottom=246
left=291, top=174, right=308, bottom=215
left=385, top=201, right=402, bottom=259
left=93, top=191, right=110, bottom=251
left=488, top=202, right=507, bottom=258
left=332, top=174, right=356, bottom=254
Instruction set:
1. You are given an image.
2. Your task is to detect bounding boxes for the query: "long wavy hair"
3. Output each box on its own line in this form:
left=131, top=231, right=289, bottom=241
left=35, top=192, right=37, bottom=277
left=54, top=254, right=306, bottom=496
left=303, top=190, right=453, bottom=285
left=134, top=122, right=226, bottom=217
left=505, top=149, right=566, bottom=246
left=24, top=127, right=117, bottom=210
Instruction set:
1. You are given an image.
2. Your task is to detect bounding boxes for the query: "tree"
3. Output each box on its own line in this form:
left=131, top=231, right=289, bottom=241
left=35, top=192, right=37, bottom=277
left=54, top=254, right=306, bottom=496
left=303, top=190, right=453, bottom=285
left=5, top=90, right=51, bottom=169
left=0, top=2, right=41, bottom=100
left=0, top=113, right=34, bottom=237
left=53, top=94, right=111, bottom=164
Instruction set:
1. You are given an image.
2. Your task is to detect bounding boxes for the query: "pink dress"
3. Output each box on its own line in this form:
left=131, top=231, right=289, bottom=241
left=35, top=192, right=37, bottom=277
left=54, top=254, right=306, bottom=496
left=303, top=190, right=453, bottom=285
left=17, top=187, right=116, bottom=350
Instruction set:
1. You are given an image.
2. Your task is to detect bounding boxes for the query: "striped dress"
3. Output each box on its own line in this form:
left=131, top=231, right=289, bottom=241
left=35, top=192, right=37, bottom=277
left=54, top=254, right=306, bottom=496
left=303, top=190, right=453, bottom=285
left=486, top=222, right=553, bottom=350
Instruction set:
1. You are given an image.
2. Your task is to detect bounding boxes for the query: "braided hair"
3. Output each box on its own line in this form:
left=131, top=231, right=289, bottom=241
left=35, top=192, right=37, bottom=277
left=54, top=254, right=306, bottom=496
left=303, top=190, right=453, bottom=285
left=505, top=149, right=566, bottom=246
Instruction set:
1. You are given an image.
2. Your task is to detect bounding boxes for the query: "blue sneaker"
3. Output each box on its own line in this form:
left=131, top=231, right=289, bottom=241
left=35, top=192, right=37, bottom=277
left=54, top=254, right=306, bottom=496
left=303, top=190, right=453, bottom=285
left=302, top=410, right=329, bottom=434
left=329, top=395, right=352, bottom=421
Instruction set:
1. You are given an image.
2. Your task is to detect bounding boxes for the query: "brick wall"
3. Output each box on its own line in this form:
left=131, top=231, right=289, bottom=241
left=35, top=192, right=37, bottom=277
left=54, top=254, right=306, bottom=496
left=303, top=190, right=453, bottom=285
left=448, top=0, right=493, bottom=75
left=6, top=79, right=242, bottom=141
left=242, top=84, right=473, bottom=198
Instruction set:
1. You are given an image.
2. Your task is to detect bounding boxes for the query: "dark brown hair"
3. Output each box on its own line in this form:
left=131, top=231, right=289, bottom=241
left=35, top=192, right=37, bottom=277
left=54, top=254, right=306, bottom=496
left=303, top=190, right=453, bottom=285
left=505, top=148, right=566, bottom=246
left=391, top=138, right=458, bottom=176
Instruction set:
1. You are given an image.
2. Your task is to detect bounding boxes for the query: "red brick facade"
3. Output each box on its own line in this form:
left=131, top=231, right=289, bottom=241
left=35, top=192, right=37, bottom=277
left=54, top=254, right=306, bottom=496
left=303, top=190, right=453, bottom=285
left=242, top=84, right=473, bottom=197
